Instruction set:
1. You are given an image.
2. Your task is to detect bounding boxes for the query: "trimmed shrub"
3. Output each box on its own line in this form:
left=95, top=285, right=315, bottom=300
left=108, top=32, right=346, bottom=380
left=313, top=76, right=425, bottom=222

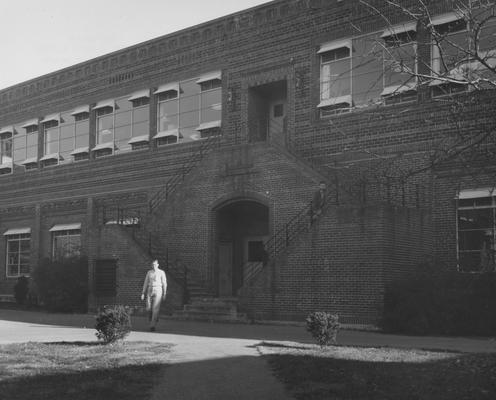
left=95, top=305, right=132, bottom=344
left=14, top=276, right=29, bottom=305
left=306, top=311, right=340, bottom=346
left=32, top=256, right=88, bottom=312
left=382, top=271, right=496, bottom=336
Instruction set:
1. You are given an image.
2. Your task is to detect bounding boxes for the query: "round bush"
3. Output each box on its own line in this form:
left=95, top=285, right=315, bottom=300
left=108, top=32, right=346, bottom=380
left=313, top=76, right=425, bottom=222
left=306, top=311, right=340, bottom=346
left=95, top=305, right=132, bottom=344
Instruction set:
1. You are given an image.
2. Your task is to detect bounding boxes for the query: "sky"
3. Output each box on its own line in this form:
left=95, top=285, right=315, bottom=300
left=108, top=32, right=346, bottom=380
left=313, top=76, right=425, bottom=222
left=0, top=0, right=271, bottom=90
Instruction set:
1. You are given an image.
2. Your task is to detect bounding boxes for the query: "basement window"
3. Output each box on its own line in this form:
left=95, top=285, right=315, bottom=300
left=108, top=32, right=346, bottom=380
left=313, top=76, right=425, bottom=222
left=457, top=189, right=496, bottom=273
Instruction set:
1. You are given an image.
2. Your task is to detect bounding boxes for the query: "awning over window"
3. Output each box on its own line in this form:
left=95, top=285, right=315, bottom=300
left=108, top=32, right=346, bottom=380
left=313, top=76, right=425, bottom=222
left=40, top=153, right=60, bottom=162
left=70, top=146, right=89, bottom=156
left=20, top=157, right=38, bottom=165
left=195, top=120, right=221, bottom=131
left=153, top=129, right=180, bottom=139
left=128, top=89, right=150, bottom=101
left=21, top=119, right=38, bottom=129
left=49, top=223, right=81, bottom=232
left=380, top=82, right=417, bottom=96
left=317, top=95, right=352, bottom=108
left=70, top=105, right=90, bottom=115
left=196, top=71, right=222, bottom=84
left=91, top=142, right=114, bottom=152
left=128, top=134, right=150, bottom=144
left=381, top=22, right=417, bottom=38
left=41, top=114, right=60, bottom=124
left=154, top=83, right=180, bottom=94
left=0, top=162, right=12, bottom=170
left=457, top=188, right=495, bottom=199
left=4, top=227, right=31, bottom=236
left=430, top=12, right=463, bottom=26
left=317, top=39, right=352, bottom=54
left=0, top=126, right=14, bottom=136
left=93, top=99, right=115, bottom=110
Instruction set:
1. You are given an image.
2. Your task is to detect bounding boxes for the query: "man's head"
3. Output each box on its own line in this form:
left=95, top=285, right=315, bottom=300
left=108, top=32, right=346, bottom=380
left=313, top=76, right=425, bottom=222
left=319, top=181, right=326, bottom=191
left=152, top=259, right=159, bottom=269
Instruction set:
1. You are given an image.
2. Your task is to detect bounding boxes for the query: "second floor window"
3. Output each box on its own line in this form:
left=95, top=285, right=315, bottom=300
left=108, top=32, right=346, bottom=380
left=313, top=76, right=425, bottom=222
left=0, top=127, right=13, bottom=168
left=318, top=40, right=352, bottom=114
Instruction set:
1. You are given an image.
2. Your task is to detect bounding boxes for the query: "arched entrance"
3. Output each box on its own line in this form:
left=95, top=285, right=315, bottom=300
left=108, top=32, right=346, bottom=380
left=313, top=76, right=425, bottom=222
left=214, top=199, right=269, bottom=297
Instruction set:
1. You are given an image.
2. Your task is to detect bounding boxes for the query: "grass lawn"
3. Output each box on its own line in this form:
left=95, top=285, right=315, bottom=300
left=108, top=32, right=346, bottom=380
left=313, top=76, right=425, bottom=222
left=0, top=341, right=174, bottom=400
left=259, top=342, right=496, bottom=400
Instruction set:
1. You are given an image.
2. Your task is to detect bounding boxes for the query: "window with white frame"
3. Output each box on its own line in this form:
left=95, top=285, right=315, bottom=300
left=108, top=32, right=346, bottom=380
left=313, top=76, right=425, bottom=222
left=41, top=108, right=90, bottom=165
left=4, top=230, right=31, bottom=278
left=381, top=22, right=417, bottom=104
left=430, top=13, right=469, bottom=96
left=50, top=225, right=81, bottom=260
left=93, top=92, right=150, bottom=156
left=155, top=73, right=222, bottom=145
left=0, top=127, right=13, bottom=175
left=457, top=189, right=496, bottom=273
left=318, top=40, right=352, bottom=116
left=13, top=120, right=38, bottom=169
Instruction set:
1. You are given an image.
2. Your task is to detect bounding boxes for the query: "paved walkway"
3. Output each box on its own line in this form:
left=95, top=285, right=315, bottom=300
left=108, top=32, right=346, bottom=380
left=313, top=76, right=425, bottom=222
left=1, top=309, right=496, bottom=399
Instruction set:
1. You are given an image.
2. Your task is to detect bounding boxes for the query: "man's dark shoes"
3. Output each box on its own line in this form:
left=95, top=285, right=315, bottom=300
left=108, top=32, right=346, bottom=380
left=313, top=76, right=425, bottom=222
left=150, top=327, right=155, bottom=332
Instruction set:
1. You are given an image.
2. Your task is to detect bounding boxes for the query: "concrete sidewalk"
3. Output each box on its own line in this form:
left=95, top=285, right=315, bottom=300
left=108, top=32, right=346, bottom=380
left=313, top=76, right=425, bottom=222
left=1, top=309, right=496, bottom=399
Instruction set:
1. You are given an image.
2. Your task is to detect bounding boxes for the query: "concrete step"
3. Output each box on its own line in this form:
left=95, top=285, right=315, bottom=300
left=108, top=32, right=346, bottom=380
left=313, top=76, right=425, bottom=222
left=172, top=309, right=249, bottom=323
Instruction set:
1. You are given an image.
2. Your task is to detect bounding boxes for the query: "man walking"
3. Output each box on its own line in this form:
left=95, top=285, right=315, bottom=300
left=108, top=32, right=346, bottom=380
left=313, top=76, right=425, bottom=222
left=141, top=259, right=167, bottom=331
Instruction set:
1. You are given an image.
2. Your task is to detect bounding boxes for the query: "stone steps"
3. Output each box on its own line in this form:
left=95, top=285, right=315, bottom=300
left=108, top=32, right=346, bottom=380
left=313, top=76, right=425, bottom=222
left=172, top=297, right=249, bottom=323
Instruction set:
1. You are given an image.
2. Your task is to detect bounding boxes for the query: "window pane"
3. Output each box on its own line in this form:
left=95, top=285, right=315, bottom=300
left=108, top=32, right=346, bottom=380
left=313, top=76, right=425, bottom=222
left=115, top=110, right=132, bottom=128
left=133, top=106, right=149, bottom=123
left=458, top=209, right=492, bottom=230
left=201, top=90, right=222, bottom=123
left=44, top=127, right=59, bottom=154
left=158, top=101, right=179, bottom=132
left=60, top=125, right=74, bottom=140
left=98, top=115, right=113, bottom=143
left=353, top=34, right=383, bottom=106
left=459, top=230, right=487, bottom=251
left=115, top=125, right=132, bottom=141
left=321, top=58, right=351, bottom=99
left=180, top=110, right=199, bottom=130
left=384, top=43, right=416, bottom=87
left=75, top=120, right=89, bottom=137
left=132, top=121, right=149, bottom=137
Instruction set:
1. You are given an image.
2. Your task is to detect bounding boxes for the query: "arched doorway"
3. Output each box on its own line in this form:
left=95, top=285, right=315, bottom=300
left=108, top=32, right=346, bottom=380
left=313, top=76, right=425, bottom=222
left=215, top=199, right=269, bottom=297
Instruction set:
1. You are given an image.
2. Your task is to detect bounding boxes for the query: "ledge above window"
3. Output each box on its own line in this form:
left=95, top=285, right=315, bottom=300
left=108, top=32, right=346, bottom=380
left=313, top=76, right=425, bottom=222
left=153, top=129, right=180, bottom=140
left=93, top=99, right=115, bottom=111
left=128, top=134, right=150, bottom=145
left=19, top=157, right=38, bottom=165
left=49, top=223, right=81, bottom=232
left=128, top=89, right=150, bottom=101
left=21, top=119, right=38, bottom=129
left=154, top=83, right=179, bottom=94
left=196, top=71, right=221, bottom=84
left=91, top=142, right=114, bottom=152
left=381, top=22, right=417, bottom=38
left=196, top=120, right=222, bottom=131
left=70, top=146, right=89, bottom=156
left=4, top=227, right=31, bottom=236
left=430, top=12, right=464, bottom=26
left=318, top=39, right=352, bottom=54
left=318, top=95, right=352, bottom=108
left=70, top=105, right=90, bottom=116
left=40, top=153, right=62, bottom=162
left=380, top=83, right=417, bottom=97
left=457, top=188, right=495, bottom=199
left=41, top=114, right=60, bottom=124
left=0, top=126, right=14, bottom=137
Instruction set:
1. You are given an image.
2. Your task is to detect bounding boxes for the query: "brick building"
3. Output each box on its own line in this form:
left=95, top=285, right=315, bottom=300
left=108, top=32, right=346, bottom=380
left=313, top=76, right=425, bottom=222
left=1, top=0, right=495, bottom=325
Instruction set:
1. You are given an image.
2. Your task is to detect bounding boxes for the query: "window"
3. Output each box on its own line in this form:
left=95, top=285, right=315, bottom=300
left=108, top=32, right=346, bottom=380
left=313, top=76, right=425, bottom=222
left=155, top=73, right=222, bottom=146
left=381, top=22, right=417, bottom=104
left=4, top=229, right=31, bottom=278
left=93, top=92, right=150, bottom=156
left=457, top=189, right=496, bottom=273
left=0, top=127, right=13, bottom=175
left=13, top=120, right=38, bottom=169
left=50, top=224, right=81, bottom=260
left=431, top=13, right=469, bottom=95
left=318, top=40, right=352, bottom=115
